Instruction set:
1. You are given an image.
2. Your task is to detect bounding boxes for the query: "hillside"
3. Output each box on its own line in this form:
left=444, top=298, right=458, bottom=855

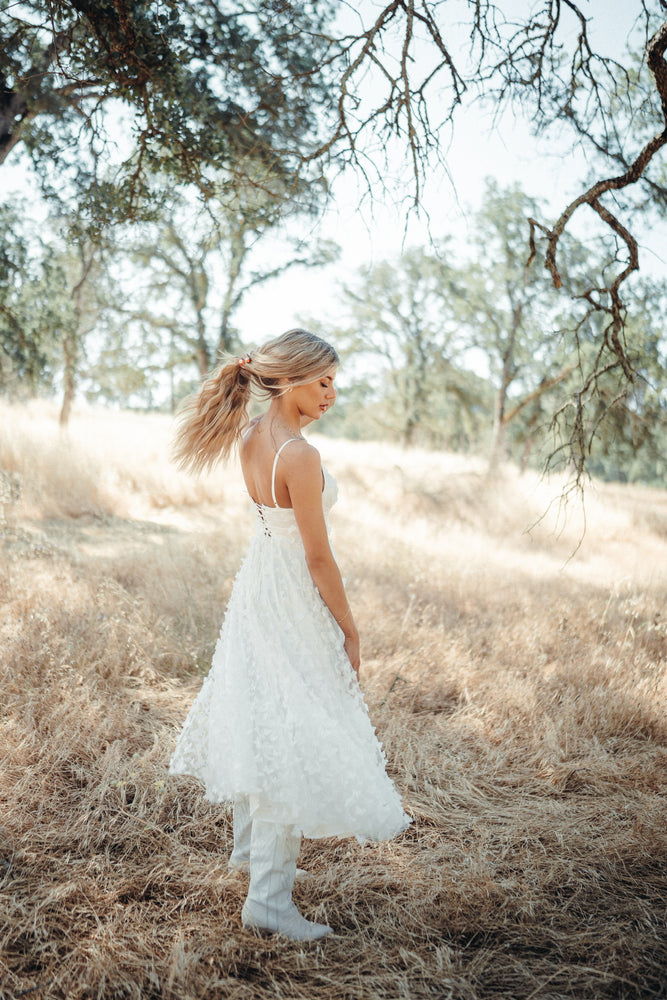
left=1, top=401, right=665, bottom=1000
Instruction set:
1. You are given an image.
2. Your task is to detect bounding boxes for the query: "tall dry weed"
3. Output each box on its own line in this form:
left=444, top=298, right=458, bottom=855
left=1, top=404, right=665, bottom=999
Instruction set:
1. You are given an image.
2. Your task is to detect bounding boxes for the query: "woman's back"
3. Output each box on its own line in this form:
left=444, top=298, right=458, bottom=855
left=240, top=422, right=309, bottom=510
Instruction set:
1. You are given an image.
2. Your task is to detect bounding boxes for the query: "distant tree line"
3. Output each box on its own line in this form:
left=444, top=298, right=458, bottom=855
left=1, top=2, right=667, bottom=484
left=313, top=182, right=667, bottom=487
left=1, top=176, right=665, bottom=485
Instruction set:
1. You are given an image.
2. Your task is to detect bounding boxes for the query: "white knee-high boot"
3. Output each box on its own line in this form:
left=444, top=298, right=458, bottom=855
left=241, top=819, right=332, bottom=941
left=228, top=796, right=252, bottom=872
left=228, top=797, right=307, bottom=878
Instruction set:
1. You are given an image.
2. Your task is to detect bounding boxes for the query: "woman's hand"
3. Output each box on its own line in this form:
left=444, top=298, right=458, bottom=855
left=344, top=630, right=360, bottom=679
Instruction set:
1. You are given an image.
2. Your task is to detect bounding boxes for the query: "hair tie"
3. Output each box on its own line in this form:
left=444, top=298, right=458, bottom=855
left=236, top=355, right=251, bottom=367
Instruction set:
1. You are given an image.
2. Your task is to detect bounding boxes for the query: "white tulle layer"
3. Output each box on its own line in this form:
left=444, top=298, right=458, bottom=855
left=169, top=473, right=410, bottom=843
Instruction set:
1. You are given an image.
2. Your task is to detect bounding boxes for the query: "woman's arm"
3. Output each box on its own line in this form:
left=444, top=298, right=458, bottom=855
left=283, top=443, right=360, bottom=676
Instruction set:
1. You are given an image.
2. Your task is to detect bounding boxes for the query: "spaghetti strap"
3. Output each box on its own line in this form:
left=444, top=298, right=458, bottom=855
left=271, top=438, right=302, bottom=507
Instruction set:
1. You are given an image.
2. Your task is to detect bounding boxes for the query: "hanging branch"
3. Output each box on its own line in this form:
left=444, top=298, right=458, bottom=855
left=302, top=0, right=466, bottom=198
left=525, top=17, right=667, bottom=484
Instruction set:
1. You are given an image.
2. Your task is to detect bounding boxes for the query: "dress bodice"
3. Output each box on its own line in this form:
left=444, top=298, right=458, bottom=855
left=251, top=467, right=338, bottom=541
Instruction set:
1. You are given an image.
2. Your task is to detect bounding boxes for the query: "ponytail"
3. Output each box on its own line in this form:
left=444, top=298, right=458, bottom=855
left=172, top=359, right=253, bottom=474
left=172, top=330, right=339, bottom=474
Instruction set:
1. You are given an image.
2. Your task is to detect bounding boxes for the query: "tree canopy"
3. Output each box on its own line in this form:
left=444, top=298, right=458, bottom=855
left=0, top=0, right=335, bottom=213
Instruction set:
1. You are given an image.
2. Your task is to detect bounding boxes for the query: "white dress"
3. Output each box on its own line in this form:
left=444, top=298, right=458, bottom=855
left=168, top=440, right=411, bottom=843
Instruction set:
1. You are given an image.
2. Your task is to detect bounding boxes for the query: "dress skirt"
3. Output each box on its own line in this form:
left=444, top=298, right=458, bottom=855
left=168, top=473, right=411, bottom=843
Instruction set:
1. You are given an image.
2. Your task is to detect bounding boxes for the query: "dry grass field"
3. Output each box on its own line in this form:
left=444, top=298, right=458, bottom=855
left=1, top=400, right=666, bottom=1000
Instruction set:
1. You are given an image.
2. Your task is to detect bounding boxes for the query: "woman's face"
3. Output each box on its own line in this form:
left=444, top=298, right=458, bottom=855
left=290, top=367, right=337, bottom=421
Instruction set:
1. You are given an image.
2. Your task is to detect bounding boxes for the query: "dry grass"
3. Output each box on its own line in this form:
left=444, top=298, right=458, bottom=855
left=1, top=400, right=665, bottom=1000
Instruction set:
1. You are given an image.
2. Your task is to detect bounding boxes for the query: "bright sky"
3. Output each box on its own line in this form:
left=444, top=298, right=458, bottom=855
left=234, top=111, right=587, bottom=340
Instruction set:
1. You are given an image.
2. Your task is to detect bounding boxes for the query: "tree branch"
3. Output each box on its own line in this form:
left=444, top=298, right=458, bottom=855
left=502, top=364, right=577, bottom=426
left=524, top=17, right=667, bottom=486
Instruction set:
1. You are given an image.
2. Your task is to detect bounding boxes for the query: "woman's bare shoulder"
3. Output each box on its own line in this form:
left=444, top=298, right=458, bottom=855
left=283, top=437, right=320, bottom=462
left=281, top=439, right=321, bottom=479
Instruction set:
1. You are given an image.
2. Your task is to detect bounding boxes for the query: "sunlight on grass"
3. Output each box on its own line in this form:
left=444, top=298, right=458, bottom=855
left=1, top=402, right=665, bottom=1000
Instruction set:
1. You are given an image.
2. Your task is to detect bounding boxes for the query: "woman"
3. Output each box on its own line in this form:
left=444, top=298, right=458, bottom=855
left=169, top=328, right=410, bottom=941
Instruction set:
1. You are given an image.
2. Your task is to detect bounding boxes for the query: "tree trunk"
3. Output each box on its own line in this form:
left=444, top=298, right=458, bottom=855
left=489, top=410, right=506, bottom=470
left=218, top=231, right=247, bottom=356
left=188, top=256, right=210, bottom=376
left=489, top=357, right=512, bottom=470
left=195, top=322, right=210, bottom=378
left=59, top=329, right=77, bottom=427
left=60, top=243, right=96, bottom=427
left=489, top=301, right=521, bottom=471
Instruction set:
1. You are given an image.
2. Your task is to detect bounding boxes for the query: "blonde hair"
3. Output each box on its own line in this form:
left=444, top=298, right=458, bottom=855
left=172, top=328, right=339, bottom=474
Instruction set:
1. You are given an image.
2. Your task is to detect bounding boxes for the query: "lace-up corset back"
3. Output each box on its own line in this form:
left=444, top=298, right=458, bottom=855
left=252, top=438, right=338, bottom=540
